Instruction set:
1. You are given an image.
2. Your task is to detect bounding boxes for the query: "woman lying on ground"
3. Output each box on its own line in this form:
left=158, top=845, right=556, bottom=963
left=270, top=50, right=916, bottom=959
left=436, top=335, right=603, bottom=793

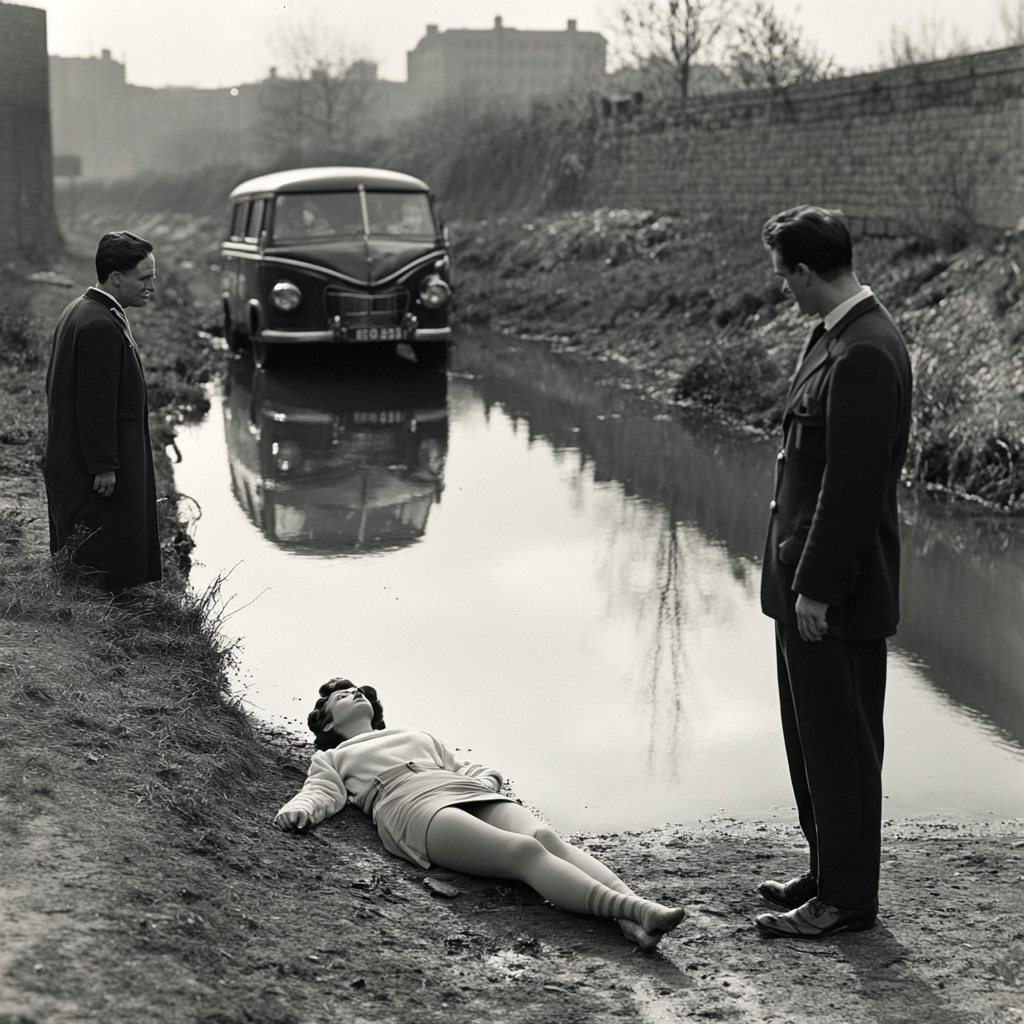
left=275, top=678, right=686, bottom=951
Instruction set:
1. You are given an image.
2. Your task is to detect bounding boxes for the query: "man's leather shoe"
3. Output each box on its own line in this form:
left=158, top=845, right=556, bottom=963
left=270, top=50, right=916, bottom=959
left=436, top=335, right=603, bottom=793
left=756, top=872, right=817, bottom=910
left=755, top=897, right=877, bottom=938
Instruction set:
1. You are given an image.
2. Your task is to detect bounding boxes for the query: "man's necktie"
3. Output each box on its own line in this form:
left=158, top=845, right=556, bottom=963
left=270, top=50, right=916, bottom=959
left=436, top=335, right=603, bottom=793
left=795, top=321, right=827, bottom=374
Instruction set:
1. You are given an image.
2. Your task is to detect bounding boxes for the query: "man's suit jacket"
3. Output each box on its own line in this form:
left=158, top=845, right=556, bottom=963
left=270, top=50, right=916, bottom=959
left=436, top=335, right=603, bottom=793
left=44, top=288, right=161, bottom=589
left=760, top=295, right=912, bottom=638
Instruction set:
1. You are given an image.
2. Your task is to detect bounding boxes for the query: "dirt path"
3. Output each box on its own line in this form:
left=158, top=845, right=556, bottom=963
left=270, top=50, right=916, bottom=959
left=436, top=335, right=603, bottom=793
left=1, top=251, right=1022, bottom=1024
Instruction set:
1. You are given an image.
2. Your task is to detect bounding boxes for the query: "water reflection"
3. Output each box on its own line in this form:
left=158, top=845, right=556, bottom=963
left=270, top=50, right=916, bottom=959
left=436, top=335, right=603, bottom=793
left=454, top=334, right=1024, bottom=762
left=898, top=495, right=1024, bottom=749
left=173, top=332, right=1024, bottom=827
left=223, top=359, right=447, bottom=553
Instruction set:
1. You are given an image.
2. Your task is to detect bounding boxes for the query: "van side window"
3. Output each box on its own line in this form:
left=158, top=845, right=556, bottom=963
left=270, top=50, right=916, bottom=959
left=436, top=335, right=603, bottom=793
left=230, top=202, right=248, bottom=240
left=245, top=199, right=266, bottom=241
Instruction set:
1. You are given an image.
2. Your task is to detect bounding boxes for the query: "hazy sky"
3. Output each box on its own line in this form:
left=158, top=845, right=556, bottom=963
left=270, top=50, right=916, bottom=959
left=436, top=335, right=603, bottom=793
left=35, top=0, right=1010, bottom=89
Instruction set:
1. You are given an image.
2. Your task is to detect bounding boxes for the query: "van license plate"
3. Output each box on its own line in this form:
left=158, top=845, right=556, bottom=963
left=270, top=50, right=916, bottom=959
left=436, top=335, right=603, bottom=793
left=354, top=327, right=405, bottom=341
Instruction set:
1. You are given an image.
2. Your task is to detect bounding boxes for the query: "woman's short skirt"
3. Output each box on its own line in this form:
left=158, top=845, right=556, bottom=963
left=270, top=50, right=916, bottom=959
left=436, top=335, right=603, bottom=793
left=371, top=760, right=511, bottom=868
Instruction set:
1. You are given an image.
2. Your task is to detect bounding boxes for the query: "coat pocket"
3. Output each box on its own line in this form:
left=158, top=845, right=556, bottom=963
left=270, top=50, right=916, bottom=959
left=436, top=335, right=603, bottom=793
left=790, top=394, right=826, bottom=459
left=778, top=534, right=806, bottom=566
left=115, top=408, right=138, bottom=421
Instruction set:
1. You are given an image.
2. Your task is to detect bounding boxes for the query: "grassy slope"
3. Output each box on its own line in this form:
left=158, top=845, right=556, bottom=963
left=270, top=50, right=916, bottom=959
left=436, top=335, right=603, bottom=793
left=452, top=210, right=1024, bottom=509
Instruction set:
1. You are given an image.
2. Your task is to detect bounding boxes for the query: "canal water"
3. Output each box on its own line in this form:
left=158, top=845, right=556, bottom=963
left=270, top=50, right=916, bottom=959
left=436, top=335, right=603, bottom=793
left=174, top=333, right=1024, bottom=834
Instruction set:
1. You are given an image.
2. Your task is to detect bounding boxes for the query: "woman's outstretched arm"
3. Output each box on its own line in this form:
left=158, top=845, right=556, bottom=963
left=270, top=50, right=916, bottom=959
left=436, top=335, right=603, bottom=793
left=275, top=750, right=349, bottom=831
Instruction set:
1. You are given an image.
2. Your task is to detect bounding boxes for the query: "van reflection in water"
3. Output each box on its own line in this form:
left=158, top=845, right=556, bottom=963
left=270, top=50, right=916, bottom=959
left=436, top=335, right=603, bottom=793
left=223, top=359, right=447, bottom=553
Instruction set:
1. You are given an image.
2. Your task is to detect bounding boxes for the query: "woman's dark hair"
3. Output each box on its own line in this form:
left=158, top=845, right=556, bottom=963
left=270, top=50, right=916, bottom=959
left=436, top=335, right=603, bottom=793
left=762, top=206, right=853, bottom=281
left=308, top=677, right=386, bottom=750
left=95, top=231, right=154, bottom=283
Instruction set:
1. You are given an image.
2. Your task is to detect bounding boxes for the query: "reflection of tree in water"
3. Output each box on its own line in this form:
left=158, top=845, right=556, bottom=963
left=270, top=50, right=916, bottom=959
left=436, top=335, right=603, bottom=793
left=640, top=518, right=688, bottom=778
left=596, top=495, right=754, bottom=778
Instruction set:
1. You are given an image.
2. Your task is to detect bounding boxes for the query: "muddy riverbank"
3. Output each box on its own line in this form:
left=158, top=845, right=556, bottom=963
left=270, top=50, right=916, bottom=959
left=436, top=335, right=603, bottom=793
left=453, top=210, right=1024, bottom=511
left=0, top=229, right=1022, bottom=1023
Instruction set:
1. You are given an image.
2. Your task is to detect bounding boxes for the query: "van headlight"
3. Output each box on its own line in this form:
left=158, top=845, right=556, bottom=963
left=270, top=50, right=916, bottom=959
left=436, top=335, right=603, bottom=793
left=271, top=280, right=302, bottom=311
left=419, top=275, right=451, bottom=309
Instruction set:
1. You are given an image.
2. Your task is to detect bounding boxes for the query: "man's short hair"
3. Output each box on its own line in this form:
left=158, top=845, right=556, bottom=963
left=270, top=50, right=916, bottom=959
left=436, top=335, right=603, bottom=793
left=762, top=206, right=853, bottom=280
left=95, top=231, right=154, bottom=283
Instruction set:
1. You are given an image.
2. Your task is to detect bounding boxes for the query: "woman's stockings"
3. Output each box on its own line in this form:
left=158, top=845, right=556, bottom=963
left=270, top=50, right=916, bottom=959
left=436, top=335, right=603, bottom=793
left=425, top=806, right=684, bottom=946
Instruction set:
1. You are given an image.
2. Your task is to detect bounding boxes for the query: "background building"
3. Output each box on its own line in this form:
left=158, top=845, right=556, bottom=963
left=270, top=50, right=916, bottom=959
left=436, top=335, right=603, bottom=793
left=48, top=19, right=608, bottom=183
left=407, top=17, right=606, bottom=110
left=49, top=51, right=262, bottom=181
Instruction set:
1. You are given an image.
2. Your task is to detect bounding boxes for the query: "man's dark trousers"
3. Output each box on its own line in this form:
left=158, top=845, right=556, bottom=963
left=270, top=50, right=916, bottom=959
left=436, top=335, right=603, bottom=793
left=775, top=622, right=886, bottom=910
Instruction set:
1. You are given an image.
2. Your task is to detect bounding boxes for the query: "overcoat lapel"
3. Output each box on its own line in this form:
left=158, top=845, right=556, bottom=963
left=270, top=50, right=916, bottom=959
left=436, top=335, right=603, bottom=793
left=84, top=287, right=138, bottom=352
left=786, top=295, right=883, bottom=405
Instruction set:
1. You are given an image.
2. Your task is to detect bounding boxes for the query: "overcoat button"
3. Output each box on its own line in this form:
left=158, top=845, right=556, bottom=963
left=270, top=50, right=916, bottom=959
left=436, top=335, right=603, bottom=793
left=769, top=500, right=777, bottom=511
left=777, top=450, right=786, bottom=461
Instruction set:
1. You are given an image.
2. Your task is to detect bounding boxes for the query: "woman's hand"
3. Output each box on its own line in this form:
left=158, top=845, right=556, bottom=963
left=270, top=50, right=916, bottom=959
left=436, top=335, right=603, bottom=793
left=275, top=808, right=312, bottom=832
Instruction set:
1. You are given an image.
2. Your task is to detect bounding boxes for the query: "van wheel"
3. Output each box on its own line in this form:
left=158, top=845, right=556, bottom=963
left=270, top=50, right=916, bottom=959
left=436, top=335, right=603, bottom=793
left=253, top=340, right=278, bottom=370
left=412, top=342, right=449, bottom=368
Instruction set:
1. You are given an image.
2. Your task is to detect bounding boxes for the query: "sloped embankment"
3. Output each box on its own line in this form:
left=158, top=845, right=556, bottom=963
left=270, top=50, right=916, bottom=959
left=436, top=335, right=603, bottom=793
left=0, top=213, right=1020, bottom=1024
left=452, top=209, right=1024, bottom=510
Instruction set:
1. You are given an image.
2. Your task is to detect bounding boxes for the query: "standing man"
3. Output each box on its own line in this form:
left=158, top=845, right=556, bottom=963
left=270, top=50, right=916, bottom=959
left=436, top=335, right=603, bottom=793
left=44, top=231, right=162, bottom=591
left=756, top=207, right=912, bottom=938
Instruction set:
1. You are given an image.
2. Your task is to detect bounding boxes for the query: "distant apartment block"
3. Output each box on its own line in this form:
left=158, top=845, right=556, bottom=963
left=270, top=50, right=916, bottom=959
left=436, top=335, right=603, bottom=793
left=408, top=17, right=606, bottom=108
left=49, top=50, right=262, bottom=180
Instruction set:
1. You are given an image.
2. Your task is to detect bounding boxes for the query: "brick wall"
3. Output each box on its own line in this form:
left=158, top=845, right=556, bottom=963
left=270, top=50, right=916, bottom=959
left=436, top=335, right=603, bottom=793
left=0, top=3, right=62, bottom=263
left=584, top=46, right=1024, bottom=235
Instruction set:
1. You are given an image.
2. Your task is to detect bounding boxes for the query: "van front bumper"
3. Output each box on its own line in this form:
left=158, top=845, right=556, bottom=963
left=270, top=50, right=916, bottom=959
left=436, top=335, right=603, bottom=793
left=259, top=326, right=452, bottom=344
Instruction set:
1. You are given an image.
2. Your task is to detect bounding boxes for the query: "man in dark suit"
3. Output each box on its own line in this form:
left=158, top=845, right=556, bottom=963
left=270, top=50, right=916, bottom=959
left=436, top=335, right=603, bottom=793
left=755, top=207, right=912, bottom=938
left=44, top=231, right=162, bottom=591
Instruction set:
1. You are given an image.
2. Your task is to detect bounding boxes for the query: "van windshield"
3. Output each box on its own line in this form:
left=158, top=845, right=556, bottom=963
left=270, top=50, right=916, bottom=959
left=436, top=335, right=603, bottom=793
left=272, top=191, right=435, bottom=243
left=272, top=193, right=363, bottom=243
left=365, top=192, right=435, bottom=240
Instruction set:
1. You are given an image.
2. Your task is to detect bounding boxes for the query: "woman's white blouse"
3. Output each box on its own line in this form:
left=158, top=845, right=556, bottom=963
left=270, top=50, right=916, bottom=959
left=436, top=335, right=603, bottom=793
left=275, top=727, right=503, bottom=825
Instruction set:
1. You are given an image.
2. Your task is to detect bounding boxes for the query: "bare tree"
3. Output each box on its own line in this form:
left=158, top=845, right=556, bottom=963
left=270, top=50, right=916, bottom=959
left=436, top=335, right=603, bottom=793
left=728, top=0, right=839, bottom=90
left=259, top=14, right=375, bottom=163
left=880, top=13, right=975, bottom=67
left=613, top=0, right=735, bottom=105
left=996, top=0, right=1024, bottom=44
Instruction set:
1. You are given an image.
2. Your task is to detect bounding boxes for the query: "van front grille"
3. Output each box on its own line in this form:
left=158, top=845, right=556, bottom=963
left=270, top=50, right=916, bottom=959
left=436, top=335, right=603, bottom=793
left=324, top=288, right=410, bottom=327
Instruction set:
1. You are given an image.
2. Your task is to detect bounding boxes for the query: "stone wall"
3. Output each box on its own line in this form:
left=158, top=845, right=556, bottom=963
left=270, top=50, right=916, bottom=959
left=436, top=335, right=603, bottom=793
left=0, top=3, right=61, bottom=263
left=584, top=46, right=1024, bottom=236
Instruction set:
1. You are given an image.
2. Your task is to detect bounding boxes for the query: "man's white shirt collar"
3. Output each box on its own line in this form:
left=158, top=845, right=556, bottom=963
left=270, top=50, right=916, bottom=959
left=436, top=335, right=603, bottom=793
left=823, top=285, right=873, bottom=332
left=89, top=284, right=125, bottom=312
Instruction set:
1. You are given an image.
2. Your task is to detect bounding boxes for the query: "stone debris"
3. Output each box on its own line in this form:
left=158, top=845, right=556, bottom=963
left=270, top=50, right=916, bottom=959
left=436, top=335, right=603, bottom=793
left=424, top=878, right=461, bottom=898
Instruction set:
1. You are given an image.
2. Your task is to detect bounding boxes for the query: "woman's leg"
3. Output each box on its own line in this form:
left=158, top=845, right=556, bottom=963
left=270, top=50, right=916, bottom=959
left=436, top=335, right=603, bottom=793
left=464, top=801, right=665, bottom=949
left=425, top=806, right=684, bottom=948
left=468, top=802, right=638, bottom=893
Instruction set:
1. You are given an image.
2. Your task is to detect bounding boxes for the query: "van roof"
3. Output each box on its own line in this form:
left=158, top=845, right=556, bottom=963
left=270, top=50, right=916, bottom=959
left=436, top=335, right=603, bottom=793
left=229, top=166, right=430, bottom=198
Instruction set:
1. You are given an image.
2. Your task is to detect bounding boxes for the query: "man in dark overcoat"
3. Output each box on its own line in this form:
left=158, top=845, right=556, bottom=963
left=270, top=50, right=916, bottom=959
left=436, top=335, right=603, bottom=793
left=44, top=231, right=162, bottom=591
left=755, top=207, right=912, bottom=938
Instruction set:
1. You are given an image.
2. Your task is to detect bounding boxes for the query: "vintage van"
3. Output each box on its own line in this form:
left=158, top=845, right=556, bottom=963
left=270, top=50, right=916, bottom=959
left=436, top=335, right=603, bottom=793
left=221, top=167, right=452, bottom=368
